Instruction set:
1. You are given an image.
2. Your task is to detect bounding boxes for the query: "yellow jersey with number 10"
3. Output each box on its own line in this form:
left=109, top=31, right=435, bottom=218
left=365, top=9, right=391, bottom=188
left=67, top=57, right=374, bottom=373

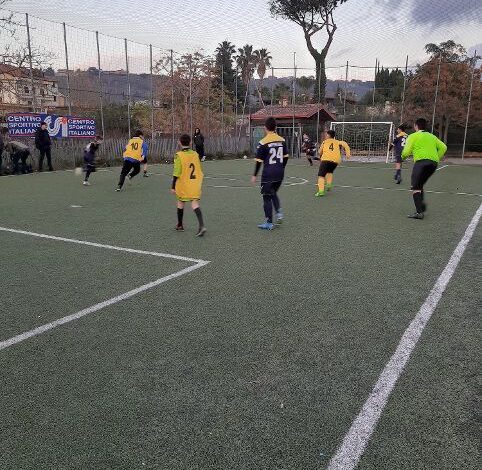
left=123, top=137, right=144, bottom=161
left=173, top=149, right=204, bottom=200
left=320, top=138, right=351, bottom=164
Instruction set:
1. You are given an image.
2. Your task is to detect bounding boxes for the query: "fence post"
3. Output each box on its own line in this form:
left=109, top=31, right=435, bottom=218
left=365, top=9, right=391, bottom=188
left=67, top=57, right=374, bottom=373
left=461, top=51, right=477, bottom=160
left=368, top=58, right=378, bottom=156
left=62, top=22, right=72, bottom=115
left=221, top=64, right=224, bottom=152
left=342, top=60, right=349, bottom=140
left=400, top=55, right=408, bottom=124
left=95, top=31, right=105, bottom=139
left=291, top=52, right=296, bottom=158
left=431, top=55, right=442, bottom=134
left=189, top=55, right=193, bottom=139
left=170, top=49, right=175, bottom=151
left=270, top=67, right=275, bottom=115
left=316, top=62, right=322, bottom=146
left=234, top=65, right=238, bottom=152
left=124, top=38, right=131, bottom=137
left=25, top=14, right=37, bottom=113
left=207, top=63, right=211, bottom=140
left=149, top=44, right=154, bottom=140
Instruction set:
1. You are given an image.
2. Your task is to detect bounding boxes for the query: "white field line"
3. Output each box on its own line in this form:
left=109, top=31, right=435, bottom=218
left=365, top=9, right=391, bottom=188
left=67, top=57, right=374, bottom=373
left=436, top=164, right=449, bottom=171
left=327, top=201, right=482, bottom=470
left=335, top=184, right=482, bottom=198
left=0, top=226, right=205, bottom=264
left=0, top=262, right=208, bottom=352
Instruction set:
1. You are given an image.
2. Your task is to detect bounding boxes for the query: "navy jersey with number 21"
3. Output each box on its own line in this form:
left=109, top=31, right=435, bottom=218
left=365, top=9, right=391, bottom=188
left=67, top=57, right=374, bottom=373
left=256, top=132, right=289, bottom=183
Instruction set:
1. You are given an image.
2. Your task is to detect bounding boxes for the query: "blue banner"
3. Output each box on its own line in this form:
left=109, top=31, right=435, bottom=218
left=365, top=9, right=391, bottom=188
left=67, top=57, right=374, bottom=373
left=7, top=113, right=96, bottom=138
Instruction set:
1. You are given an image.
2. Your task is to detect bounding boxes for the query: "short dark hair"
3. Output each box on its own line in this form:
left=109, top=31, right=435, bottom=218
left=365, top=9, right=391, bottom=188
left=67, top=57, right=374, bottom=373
left=133, top=130, right=144, bottom=137
left=327, top=130, right=336, bottom=138
left=265, top=117, right=276, bottom=132
left=415, top=118, right=427, bottom=130
left=397, top=124, right=406, bottom=132
left=180, top=134, right=191, bottom=146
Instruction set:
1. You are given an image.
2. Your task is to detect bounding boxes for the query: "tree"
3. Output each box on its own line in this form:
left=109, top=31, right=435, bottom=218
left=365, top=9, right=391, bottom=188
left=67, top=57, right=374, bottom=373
left=296, top=75, right=316, bottom=101
left=270, top=0, right=348, bottom=101
left=214, top=41, right=237, bottom=96
left=404, top=43, right=482, bottom=143
left=254, top=48, right=272, bottom=106
left=425, top=40, right=470, bottom=63
left=236, top=44, right=257, bottom=124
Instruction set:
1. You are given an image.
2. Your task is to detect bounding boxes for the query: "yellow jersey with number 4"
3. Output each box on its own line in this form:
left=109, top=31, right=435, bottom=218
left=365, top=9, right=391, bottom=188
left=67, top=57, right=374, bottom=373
left=320, top=138, right=351, bottom=164
left=173, top=148, right=204, bottom=200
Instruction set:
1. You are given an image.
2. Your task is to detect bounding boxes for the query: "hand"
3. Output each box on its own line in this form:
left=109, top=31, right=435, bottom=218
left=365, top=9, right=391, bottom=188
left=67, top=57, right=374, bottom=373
left=170, top=188, right=176, bottom=195
left=251, top=176, right=256, bottom=185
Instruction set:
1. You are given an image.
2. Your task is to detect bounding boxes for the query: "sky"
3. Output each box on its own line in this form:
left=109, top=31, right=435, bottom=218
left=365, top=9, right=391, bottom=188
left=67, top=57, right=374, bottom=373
left=3, top=0, right=482, bottom=79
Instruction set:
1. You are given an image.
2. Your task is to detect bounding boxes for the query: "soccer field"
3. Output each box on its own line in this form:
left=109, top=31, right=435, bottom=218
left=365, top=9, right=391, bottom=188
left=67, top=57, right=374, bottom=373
left=1, top=159, right=481, bottom=470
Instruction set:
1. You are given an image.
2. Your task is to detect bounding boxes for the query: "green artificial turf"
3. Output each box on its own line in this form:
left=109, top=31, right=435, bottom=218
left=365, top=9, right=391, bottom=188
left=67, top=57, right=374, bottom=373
left=0, top=159, right=480, bottom=469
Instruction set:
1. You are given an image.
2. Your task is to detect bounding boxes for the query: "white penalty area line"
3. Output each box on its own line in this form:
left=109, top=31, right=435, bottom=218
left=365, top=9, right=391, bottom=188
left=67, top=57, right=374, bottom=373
left=0, top=226, right=205, bottom=264
left=327, top=201, right=482, bottom=470
left=436, top=164, right=449, bottom=171
left=0, top=226, right=210, bottom=352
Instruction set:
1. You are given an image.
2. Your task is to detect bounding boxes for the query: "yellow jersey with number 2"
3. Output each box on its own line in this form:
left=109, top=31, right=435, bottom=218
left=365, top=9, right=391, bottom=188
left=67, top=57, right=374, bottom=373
left=123, top=137, right=144, bottom=161
left=173, top=148, right=204, bottom=201
left=320, top=138, right=351, bottom=164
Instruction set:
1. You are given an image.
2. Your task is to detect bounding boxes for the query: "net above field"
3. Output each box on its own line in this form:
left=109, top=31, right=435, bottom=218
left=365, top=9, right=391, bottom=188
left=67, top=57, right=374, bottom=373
left=331, top=122, right=394, bottom=162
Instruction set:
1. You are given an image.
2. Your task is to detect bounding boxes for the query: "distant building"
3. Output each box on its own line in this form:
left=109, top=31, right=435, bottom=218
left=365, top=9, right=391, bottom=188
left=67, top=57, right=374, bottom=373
left=0, top=64, right=67, bottom=114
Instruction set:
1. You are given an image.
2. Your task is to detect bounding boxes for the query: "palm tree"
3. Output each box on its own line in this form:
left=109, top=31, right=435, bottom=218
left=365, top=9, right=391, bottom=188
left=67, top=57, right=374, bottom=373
left=236, top=44, right=256, bottom=139
left=254, top=48, right=272, bottom=108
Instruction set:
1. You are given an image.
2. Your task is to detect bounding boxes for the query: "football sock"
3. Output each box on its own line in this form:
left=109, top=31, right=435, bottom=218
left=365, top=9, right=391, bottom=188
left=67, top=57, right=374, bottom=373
left=272, top=193, right=281, bottom=212
left=395, top=169, right=401, bottom=179
left=413, top=192, right=424, bottom=213
left=194, top=207, right=204, bottom=228
left=326, top=173, right=333, bottom=187
left=307, top=158, right=313, bottom=166
left=84, top=170, right=91, bottom=181
left=318, top=177, right=325, bottom=192
left=263, top=195, right=273, bottom=223
left=177, top=208, right=184, bottom=226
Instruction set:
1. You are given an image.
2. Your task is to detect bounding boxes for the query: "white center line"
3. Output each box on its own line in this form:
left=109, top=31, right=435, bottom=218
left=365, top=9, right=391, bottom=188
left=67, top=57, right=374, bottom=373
left=326, top=201, right=482, bottom=470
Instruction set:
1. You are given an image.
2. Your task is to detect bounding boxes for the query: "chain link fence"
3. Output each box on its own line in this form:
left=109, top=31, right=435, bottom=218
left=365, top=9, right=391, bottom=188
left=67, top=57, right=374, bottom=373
left=1, top=10, right=480, bottom=170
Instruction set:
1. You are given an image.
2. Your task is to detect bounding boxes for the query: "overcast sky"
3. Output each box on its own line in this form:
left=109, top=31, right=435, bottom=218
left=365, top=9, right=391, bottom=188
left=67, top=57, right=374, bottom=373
left=4, top=0, right=482, bottom=78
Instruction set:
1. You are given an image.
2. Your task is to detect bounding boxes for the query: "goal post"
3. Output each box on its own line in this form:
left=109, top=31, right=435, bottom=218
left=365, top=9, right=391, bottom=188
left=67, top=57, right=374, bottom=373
left=330, top=122, right=394, bottom=163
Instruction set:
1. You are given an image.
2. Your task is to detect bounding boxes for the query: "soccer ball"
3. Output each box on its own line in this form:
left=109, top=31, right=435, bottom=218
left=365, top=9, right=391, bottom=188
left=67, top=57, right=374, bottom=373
left=74, top=167, right=82, bottom=176
left=243, top=155, right=248, bottom=160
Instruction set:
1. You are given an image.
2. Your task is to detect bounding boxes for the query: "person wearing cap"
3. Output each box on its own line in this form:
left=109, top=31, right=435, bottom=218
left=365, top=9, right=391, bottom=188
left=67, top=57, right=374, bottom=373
left=35, top=121, right=53, bottom=171
left=401, top=118, right=447, bottom=219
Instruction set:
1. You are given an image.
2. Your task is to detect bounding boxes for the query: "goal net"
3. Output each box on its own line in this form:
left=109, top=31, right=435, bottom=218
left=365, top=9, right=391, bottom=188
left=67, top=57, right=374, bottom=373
left=330, top=122, right=394, bottom=162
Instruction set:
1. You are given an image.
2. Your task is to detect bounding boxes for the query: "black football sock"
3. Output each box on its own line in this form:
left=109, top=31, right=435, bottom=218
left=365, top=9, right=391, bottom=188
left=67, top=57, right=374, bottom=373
left=263, top=195, right=273, bottom=223
left=396, top=169, right=401, bottom=178
left=194, top=207, right=204, bottom=228
left=177, top=208, right=184, bottom=226
left=308, top=158, right=313, bottom=166
left=272, top=193, right=281, bottom=213
left=413, top=192, right=424, bottom=213
left=84, top=170, right=91, bottom=181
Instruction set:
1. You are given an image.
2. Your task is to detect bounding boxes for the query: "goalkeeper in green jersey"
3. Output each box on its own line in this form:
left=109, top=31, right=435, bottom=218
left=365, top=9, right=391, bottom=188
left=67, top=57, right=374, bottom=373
left=402, top=118, right=447, bottom=219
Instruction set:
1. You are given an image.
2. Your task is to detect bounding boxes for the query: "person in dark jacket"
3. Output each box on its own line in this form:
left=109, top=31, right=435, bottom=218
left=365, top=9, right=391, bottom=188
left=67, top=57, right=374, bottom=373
left=5, top=139, right=30, bottom=175
left=35, top=121, right=53, bottom=171
left=0, top=128, right=5, bottom=175
left=193, top=128, right=206, bottom=162
left=82, top=135, right=103, bottom=186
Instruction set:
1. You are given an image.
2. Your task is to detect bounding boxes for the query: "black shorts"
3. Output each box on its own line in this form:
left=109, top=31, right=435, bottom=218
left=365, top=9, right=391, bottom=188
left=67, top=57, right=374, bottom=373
left=394, top=154, right=403, bottom=164
left=411, top=160, right=437, bottom=191
left=318, top=161, right=338, bottom=177
left=261, top=181, right=282, bottom=196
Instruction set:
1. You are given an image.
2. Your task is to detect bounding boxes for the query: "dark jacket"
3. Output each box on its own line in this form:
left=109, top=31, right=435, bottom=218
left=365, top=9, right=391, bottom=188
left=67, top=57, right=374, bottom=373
left=193, top=133, right=204, bottom=148
left=35, top=128, right=51, bottom=150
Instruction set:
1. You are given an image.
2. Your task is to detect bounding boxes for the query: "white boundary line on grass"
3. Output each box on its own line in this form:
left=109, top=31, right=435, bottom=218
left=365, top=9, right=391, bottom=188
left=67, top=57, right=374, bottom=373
left=327, top=201, right=482, bottom=470
left=0, top=226, right=204, bottom=264
left=436, top=164, right=449, bottom=171
left=0, top=226, right=210, bottom=352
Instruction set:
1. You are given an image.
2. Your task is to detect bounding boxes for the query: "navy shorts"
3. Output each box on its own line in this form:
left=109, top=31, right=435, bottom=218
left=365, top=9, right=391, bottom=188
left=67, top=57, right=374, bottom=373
left=261, top=181, right=282, bottom=196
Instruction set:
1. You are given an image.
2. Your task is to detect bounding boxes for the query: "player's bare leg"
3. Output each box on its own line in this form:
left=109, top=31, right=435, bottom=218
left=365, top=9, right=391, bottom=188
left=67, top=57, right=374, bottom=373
left=326, top=173, right=334, bottom=191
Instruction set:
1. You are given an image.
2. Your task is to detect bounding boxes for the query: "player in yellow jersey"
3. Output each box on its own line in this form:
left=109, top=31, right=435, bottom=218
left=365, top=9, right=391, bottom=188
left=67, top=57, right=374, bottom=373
left=171, top=134, right=206, bottom=237
left=315, top=129, right=351, bottom=197
left=116, top=130, right=146, bottom=191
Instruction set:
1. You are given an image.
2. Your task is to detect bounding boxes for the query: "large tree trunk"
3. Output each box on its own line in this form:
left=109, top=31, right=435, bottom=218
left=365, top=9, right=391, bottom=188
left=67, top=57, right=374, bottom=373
left=315, top=56, right=327, bottom=103
left=443, top=116, right=450, bottom=143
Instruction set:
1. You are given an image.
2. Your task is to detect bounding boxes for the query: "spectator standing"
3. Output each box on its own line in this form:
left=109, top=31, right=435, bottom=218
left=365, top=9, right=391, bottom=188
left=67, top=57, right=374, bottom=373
left=35, top=121, right=53, bottom=171
left=193, top=128, right=206, bottom=162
